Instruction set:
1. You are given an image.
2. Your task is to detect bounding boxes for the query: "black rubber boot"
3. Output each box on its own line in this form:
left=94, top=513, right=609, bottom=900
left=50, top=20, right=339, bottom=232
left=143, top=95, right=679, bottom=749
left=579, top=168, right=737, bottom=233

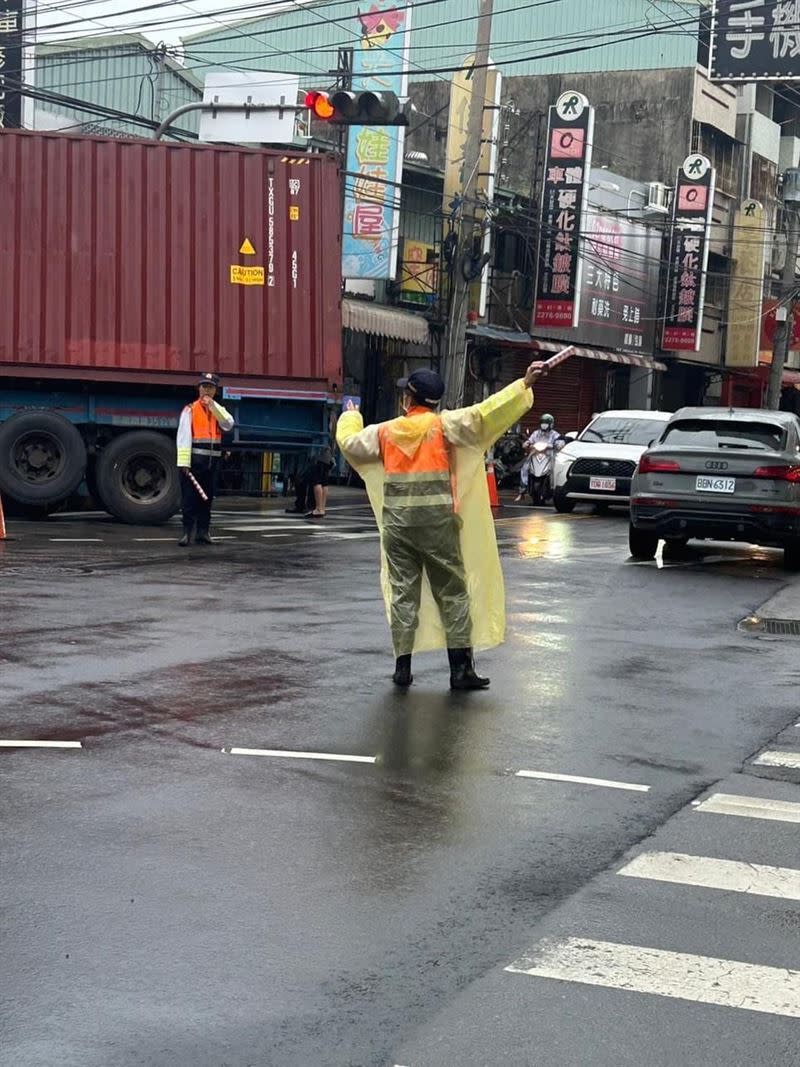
left=392, top=654, right=413, bottom=688
left=178, top=527, right=192, bottom=547
left=448, top=648, right=490, bottom=691
left=195, top=531, right=214, bottom=545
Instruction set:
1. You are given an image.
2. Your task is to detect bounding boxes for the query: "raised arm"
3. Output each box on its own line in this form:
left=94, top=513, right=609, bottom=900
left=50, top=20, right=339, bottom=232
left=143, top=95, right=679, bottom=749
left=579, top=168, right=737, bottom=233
left=441, top=361, right=546, bottom=450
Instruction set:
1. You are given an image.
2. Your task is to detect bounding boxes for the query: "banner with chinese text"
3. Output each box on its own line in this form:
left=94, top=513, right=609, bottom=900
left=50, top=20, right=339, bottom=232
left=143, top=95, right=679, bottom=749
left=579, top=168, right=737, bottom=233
left=710, top=0, right=800, bottom=81
left=341, top=0, right=412, bottom=280
left=533, top=91, right=594, bottom=331
left=662, top=154, right=716, bottom=353
left=0, top=0, right=24, bottom=128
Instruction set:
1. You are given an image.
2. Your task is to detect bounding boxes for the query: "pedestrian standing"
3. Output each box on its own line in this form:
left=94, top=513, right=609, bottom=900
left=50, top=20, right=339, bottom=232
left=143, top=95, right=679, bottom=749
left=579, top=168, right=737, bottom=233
left=336, top=362, right=545, bottom=689
left=306, top=436, right=334, bottom=519
left=176, top=373, right=235, bottom=546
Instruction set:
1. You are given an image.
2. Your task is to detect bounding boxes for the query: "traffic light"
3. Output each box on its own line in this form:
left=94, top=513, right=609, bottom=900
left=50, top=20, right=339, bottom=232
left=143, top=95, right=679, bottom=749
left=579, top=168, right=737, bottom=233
left=304, top=90, right=412, bottom=126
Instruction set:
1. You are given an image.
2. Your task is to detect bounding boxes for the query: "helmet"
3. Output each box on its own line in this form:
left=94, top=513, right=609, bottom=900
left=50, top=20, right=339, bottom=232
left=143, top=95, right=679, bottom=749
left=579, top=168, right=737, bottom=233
left=540, top=413, right=554, bottom=426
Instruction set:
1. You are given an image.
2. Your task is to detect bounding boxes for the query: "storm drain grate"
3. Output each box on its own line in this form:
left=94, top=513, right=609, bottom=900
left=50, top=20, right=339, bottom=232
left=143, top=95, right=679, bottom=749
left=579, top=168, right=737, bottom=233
left=739, top=616, right=800, bottom=636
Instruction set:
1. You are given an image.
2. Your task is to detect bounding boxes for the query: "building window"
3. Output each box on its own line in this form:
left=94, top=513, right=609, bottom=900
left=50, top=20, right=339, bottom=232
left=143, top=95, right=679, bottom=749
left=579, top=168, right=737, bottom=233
left=692, top=123, right=739, bottom=197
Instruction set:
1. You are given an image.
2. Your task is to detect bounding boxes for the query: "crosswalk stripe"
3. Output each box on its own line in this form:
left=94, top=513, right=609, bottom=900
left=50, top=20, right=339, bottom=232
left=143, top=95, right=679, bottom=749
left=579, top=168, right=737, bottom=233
left=694, top=792, right=800, bottom=823
left=505, top=937, right=800, bottom=1017
left=618, top=851, right=800, bottom=901
left=753, top=750, right=800, bottom=769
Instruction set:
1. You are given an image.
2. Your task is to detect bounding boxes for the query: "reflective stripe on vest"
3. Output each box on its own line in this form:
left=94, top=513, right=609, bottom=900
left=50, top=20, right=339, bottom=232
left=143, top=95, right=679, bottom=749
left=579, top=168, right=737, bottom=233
left=379, top=413, right=454, bottom=510
left=191, top=400, right=222, bottom=456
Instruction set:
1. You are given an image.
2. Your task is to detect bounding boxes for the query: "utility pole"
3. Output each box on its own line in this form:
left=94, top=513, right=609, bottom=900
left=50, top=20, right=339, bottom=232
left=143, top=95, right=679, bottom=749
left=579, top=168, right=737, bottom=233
left=766, top=168, right=800, bottom=410
left=442, top=0, right=494, bottom=408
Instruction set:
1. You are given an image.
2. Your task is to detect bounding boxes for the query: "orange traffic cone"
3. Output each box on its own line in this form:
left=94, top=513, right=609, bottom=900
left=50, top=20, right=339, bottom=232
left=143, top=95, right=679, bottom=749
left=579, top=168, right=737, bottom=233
left=0, top=493, right=6, bottom=540
left=486, top=462, right=500, bottom=508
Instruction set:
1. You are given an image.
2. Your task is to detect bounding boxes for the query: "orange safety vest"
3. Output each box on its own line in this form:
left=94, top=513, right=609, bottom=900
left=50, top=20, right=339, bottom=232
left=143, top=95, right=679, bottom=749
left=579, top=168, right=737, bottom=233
left=379, top=408, right=455, bottom=512
left=190, top=400, right=222, bottom=458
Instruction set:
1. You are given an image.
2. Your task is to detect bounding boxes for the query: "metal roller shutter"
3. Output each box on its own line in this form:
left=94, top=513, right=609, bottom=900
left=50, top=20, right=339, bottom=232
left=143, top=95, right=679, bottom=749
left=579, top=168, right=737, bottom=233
left=502, top=352, right=606, bottom=436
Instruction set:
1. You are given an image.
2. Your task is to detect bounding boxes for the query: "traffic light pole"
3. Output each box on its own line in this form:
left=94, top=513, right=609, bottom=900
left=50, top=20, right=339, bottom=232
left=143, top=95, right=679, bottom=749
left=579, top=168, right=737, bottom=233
left=442, top=0, right=494, bottom=408
left=766, top=170, right=800, bottom=410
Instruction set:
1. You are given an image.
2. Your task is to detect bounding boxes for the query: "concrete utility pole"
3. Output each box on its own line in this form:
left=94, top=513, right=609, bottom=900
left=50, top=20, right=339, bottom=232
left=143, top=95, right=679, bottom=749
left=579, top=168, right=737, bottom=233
left=766, top=168, right=800, bottom=410
left=442, top=0, right=494, bottom=408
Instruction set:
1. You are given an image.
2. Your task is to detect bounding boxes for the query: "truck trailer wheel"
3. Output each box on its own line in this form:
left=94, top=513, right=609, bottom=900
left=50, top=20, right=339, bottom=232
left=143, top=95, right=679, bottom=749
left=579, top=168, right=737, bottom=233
left=96, top=431, right=180, bottom=525
left=0, top=411, right=87, bottom=506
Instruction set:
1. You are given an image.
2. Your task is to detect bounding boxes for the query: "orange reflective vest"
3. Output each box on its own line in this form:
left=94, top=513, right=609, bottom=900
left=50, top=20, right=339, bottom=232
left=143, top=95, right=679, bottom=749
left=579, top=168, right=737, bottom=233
left=378, top=408, right=455, bottom=512
left=190, top=400, right=222, bottom=458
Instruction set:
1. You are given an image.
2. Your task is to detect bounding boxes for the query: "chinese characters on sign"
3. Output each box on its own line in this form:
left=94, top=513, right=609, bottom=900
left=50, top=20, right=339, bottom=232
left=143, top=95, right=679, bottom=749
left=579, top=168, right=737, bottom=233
left=533, top=91, right=594, bottom=330
left=710, top=0, right=800, bottom=81
left=535, top=204, right=661, bottom=354
left=662, top=155, right=715, bottom=352
left=0, top=0, right=23, bottom=127
left=342, top=1, right=412, bottom=279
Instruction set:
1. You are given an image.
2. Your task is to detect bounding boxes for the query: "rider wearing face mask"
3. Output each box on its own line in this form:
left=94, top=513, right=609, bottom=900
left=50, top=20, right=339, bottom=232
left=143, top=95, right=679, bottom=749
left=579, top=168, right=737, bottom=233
left=515, top=414, right=561, bottom=503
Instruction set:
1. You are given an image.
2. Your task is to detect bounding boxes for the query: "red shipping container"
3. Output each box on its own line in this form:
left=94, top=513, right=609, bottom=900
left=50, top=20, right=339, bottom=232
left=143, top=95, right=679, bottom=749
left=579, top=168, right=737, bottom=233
left=0, top=130, right=342, bottom=388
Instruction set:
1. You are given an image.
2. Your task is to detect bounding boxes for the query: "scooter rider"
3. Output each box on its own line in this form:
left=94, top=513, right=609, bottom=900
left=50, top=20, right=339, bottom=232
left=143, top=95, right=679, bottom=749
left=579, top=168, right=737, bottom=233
left=515, top=414, right=561, bottom=502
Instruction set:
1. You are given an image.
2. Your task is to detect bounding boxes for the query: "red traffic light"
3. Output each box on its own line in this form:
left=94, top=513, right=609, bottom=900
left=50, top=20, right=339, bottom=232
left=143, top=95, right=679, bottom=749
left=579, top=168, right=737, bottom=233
left=304, top=91, right=335, bottom=121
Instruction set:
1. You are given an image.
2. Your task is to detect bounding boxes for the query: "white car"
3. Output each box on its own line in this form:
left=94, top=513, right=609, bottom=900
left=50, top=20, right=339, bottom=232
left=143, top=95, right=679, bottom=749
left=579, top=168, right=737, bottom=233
left=552, top=410, right=672, bottom=513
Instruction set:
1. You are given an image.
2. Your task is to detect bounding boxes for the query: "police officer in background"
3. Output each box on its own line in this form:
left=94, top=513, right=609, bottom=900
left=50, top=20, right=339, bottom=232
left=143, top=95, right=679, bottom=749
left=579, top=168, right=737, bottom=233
left=176, top=373, right=235, bottom=546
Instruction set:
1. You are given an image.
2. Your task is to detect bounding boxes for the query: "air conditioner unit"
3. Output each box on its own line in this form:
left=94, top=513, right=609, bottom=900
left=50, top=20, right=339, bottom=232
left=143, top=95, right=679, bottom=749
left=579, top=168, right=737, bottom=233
left=645, top=181, right=670, bottom=213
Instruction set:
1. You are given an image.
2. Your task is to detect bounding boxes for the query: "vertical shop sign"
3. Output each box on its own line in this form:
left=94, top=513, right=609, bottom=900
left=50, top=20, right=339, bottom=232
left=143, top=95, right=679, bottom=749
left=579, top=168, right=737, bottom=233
left=341, top=0, right=412, bottom=280
left=533, top=91, right=595, bottom=330
left=0, top=0, right=24, bottom=128
left=662, top=154, right=716, bottom=352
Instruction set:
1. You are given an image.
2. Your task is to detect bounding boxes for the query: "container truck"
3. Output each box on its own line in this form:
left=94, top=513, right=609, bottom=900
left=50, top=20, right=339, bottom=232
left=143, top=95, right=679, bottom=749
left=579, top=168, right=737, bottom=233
left=0, top=129, right=342, bottom=523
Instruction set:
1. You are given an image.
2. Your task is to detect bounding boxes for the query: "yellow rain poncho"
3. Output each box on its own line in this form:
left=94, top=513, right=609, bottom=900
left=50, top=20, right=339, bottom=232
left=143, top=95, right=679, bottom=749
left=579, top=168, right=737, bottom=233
left=336, top=378, right=533, bottom=653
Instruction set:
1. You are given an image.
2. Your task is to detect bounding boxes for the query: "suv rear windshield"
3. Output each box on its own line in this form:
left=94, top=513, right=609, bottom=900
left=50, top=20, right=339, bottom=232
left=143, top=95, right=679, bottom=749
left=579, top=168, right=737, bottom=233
left=661, top=419, right=785, bottom=451
left=580, top=417, right=667, bottom=446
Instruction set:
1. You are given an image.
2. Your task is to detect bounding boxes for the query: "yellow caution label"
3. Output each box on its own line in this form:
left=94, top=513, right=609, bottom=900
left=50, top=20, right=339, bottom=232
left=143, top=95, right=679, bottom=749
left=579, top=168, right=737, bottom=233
left=239, top=238, right=256, bottom=255
left=289, top=205, right=300, bottom=221
left=230, top=265, right=265, bottom=286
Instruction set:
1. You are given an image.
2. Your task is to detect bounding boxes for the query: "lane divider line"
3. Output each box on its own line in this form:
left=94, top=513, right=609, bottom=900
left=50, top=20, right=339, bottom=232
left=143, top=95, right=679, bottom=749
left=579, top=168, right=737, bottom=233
left=515, top=770, right=650, bottom=792
left=223, top=747, right=376, bottom=764
left=753, top=750, right=800, bottom=769
left=694, top=792, right=800, bottom=824
left=0, top=739, right=82, bottom=749
left=505, top=936, right=800, bottom=1018
left=48, top=538, right=104, bottom=542
left=618, top=850, right=800, bottom=901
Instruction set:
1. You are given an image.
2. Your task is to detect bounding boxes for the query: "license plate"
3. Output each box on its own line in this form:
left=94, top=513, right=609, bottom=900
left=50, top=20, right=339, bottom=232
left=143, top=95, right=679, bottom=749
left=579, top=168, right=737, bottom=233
left=696, top=476, right=735, bottom=493
left=589, top=477, right=616, bottom=492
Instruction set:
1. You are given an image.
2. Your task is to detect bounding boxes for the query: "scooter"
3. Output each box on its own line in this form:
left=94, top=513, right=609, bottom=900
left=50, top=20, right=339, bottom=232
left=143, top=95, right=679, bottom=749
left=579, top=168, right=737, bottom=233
left=493, top=431, right=527, bottom=489
left=527, top=439, right=555, bottom=506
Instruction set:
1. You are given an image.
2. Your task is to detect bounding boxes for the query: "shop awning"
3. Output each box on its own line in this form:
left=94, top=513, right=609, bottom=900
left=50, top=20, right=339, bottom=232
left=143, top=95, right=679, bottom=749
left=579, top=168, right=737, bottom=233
left=342, top=298, right=430, bottom=344
left=532, top=339, right=667, bottom=372
left=465, top=324, right=667, bottom=371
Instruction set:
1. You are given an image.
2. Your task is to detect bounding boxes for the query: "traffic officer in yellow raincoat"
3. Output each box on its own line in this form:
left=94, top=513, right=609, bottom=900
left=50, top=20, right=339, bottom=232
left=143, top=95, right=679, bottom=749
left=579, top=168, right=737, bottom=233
left=336, top=361, right=545, bottom=690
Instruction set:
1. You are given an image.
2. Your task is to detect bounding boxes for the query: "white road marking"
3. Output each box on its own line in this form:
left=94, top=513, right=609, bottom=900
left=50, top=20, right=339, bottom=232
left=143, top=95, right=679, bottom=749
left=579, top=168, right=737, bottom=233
left=753, top=750, right=800, bottom=769
left=322, top=532, right=380, bottom=540
left=618, top=850, right=800, bottom=901
left=694, top=792, right=800, bottom=824
left=133, top=537, right=179, bottom=542
left=516, top=770, right=650, bottom=792
left=223, top=747, right=376, bottom=764
left=48, top=538, right=104, bottom=542
left=50, top=510, right=107, bottom=519
left=505, top=937, right=800, bottom=1018
left=0, top=739, right=82, bottom=749
left=221, top=523, right=316, bottom=532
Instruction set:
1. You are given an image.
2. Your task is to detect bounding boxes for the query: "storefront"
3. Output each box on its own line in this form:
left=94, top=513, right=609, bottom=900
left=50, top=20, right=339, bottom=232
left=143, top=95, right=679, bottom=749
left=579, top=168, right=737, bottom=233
left=466, top=326, right=666, bottom=435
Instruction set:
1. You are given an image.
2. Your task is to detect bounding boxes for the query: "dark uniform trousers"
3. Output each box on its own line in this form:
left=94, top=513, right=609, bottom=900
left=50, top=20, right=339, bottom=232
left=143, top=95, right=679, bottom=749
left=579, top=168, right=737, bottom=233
left=181, top=460, right=219, bottom=535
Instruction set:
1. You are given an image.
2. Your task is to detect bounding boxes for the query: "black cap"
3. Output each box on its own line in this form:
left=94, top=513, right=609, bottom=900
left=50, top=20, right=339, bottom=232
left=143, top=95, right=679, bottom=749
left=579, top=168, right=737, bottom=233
left=198, top=372, right=220, bottom=387
left=397, top=368, right=445, bottom=405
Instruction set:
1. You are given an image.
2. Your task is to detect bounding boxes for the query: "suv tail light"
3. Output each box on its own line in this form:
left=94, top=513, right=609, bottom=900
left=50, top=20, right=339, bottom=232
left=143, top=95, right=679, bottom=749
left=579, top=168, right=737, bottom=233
left=753, top=465, right=800, bottom=482
left=638, top=455, right=681, bottom=474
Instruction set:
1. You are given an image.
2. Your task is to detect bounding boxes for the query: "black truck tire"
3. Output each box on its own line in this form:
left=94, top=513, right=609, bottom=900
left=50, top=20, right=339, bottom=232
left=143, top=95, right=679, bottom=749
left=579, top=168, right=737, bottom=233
left=0, top=410, right=87, bottom=506
left=95, top=431, right=180, bottom=525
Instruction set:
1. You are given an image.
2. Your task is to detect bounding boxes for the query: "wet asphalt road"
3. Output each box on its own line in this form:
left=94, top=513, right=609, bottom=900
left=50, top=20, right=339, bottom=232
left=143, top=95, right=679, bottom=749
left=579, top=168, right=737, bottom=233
left=2, top=495, right=800, bottom=1067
